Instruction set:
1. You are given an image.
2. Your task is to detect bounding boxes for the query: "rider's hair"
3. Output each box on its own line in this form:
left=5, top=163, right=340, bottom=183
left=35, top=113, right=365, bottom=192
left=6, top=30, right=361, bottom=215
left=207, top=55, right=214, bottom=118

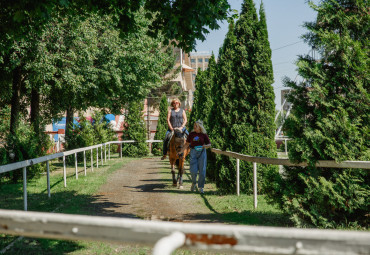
left=194, top=120, right=207, bottom=134
left=171, top=98, right=181, bottom=107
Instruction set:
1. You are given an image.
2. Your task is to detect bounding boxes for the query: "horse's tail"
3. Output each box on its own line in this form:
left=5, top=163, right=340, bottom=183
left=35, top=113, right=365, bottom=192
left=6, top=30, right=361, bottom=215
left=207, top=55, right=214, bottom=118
left=175, top=159, right=179, bottom=167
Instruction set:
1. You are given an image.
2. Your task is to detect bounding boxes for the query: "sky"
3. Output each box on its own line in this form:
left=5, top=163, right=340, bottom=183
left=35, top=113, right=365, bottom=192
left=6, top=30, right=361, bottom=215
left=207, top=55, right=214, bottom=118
left=194, top=0, right=318, bottom=110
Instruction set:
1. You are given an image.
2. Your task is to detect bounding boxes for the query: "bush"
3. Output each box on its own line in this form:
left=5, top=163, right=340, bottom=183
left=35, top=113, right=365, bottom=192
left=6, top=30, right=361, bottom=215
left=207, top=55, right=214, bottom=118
left=65, top=111, right=118, bottom=162
left=121, top=101, right=149, bottom=157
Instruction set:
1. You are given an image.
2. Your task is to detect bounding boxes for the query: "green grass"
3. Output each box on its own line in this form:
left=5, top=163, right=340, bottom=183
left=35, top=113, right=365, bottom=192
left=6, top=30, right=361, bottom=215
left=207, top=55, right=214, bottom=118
left=0, top=154, right=291, bottom=254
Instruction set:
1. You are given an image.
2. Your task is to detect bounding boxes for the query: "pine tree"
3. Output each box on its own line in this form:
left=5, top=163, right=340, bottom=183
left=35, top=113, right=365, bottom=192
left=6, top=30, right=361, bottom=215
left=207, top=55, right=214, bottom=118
left=268, top=0, right=369, bottom=228
left=207, top=21, right=237, bottom=183
left=152, top=93, right=169, bottom=155
left=121, top=101, right=149, bottom=157
left=209, top=0, right=277, bottom=193
left=189, top=68, right=205, bottom=129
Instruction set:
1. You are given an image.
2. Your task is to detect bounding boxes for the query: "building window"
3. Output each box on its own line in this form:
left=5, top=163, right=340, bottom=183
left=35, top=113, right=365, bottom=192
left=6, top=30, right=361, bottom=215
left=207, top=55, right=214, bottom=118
left=191, top=59, right=196, bottom=63
left=198, top=58, right=203, bottom=63
left=205, top=58, right=209, bottom=62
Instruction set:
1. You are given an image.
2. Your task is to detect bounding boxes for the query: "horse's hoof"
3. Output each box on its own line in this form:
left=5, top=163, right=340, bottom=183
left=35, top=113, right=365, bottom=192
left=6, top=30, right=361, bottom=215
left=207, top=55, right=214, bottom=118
left=179, top=185, right=184, bottom=189
left=172, top=183, right=177, bottom=186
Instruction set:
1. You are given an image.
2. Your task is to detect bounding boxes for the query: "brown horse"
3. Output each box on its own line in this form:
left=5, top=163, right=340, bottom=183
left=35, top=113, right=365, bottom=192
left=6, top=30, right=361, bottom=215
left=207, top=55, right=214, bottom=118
left=168, top=129, right=190, bottom=189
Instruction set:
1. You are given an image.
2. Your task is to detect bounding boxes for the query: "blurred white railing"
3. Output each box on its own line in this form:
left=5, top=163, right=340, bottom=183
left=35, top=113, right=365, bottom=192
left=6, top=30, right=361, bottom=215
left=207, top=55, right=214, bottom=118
left=0, top=209, right=369, bottom=255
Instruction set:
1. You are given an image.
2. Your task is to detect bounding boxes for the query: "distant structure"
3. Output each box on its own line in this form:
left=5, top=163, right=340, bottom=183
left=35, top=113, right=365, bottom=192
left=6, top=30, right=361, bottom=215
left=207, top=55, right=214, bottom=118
left=190, top=51, right=212, bottom=85
left=280, top=89, right=292, bottom=111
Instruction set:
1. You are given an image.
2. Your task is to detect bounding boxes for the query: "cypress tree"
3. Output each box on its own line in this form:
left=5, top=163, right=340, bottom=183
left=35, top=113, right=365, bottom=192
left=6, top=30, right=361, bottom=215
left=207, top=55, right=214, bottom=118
left=189, top=68, right=205, bottom=129
left=210, top=0, right=277, bottom=193
left=152, top=93, right=169, bottom=156
left=189, top=53, right=217, bottom=131
left=207, top=21, right=237, bottom=183
left=268, top=0, right=369, bottom=228
left=121, top=101, right=149, bottom=157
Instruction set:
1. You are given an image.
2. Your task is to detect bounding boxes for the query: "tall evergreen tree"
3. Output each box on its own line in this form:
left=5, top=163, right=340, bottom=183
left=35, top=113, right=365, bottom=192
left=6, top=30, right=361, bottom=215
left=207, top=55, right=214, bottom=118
left=189, top=68, right=205, bottom=129
left=152, top=93, right=169, bottom=156
left=268, top=0, right=369, bottom=228
left=207, top=21, right=237, bottom=182
left=121, top=101, right=149, bottom=157
left=209, top=0, right=277, bottom=193
left=195, top=54, right=217, bottom=131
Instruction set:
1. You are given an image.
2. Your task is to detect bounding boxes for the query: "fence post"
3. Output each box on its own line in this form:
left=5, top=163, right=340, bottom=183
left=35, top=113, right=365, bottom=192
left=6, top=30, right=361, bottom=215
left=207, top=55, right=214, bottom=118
left=109, top=144, right=111, bottom=160
left=90, top=149, right=93, bottom=171
left=75, top=152, right=78, bottom=179
left=285, top=139, right=288, bottom=154
left=236, top=158, right=240, bottom=196
left=83, top=150, right=86, bottom=176
left=120, top=143, right=122, bottom=158
left=253, top=162, right=257, bottom=209
left=104, top=144, right=107, bottom=162
left=96, top=148, right=99, bottom=168
left=101, top=145, right=103, bottom=165
left=23, top=167, right=27, bottom=211
left=47, top=161, right=50, bottom=198
left=63, top=155, right=67, bottom=187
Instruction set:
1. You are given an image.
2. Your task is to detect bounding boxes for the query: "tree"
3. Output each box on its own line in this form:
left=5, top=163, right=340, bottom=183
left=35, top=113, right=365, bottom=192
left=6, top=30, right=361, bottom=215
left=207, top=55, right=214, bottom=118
left=1, top=0, right=232, bottom=53
left=209, top=0, right=277, bottom=193
left=207, top=21, right=237, bottom=183
left=268, top=0, right=369, bottom=228
left=189, top=54, right=217, bottom=131
left=121, top=101, right=149, bottom=157
left=152, top=94, right=169, bottom=156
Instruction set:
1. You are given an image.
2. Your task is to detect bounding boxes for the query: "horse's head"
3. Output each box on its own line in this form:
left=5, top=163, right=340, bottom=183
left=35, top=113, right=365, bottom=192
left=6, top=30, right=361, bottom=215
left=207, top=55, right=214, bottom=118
left=173, top=129, right=186, bottom=156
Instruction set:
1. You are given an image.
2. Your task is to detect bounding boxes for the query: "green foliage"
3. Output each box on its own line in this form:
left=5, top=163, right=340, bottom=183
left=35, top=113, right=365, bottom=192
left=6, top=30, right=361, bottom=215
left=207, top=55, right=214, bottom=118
left=65, top=111, right=117, bottom=161
left=189, top=54, right=216, bottom=131
left=152, top=94, right=169, bottom=155
left=121, top=101, right=149, bottom=157
left=0, top=115, right=51, bottom=183
left=1, top=1, right=231, bottom=53
left=207, top=0, right=277, bottom=193
left=267, top=0, right=370, bottom=228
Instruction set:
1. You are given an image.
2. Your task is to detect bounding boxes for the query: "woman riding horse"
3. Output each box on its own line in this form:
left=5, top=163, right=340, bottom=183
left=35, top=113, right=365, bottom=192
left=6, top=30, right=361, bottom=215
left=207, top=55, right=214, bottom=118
left=161, top=98, right=189, bottom=160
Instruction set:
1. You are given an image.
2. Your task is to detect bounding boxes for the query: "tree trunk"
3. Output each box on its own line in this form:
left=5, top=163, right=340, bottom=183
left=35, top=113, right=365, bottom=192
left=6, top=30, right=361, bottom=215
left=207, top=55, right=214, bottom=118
left=9, top=66, right=22, bottom=136
left=30, top=87, right=40, bottom=139
left=65, top=106, right=74, bottom=147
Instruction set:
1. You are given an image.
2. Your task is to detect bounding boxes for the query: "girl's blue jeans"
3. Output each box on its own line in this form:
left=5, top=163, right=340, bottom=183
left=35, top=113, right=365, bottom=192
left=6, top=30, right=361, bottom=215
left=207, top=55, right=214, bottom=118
left=189, top=148, right=207, bottom=188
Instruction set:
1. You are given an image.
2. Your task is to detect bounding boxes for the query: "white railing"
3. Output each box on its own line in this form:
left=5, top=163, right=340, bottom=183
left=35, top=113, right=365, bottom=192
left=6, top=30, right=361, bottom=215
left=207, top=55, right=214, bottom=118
left=0, top=209, right=369, bottom=255
left=0, top=139, right=161, bottom=211
left=211, top=148, right=370, bottom=209
left=1, top=143, right=369, bottom=255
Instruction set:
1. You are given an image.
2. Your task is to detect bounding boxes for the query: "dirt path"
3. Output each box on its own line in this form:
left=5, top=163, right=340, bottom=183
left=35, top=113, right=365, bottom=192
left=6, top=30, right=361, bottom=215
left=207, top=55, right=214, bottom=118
left=87, top=157, right=219, bottom=223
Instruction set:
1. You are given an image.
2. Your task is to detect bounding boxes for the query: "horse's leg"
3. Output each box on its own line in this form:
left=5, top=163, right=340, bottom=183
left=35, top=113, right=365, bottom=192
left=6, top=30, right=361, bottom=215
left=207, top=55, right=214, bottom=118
left=178, top=159, right=185, bottom=189
left=169, top=158, right=177, bottom=186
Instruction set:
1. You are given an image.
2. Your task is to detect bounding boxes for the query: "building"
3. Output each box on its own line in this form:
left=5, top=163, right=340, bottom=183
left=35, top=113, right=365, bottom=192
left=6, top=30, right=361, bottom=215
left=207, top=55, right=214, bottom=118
left=144, top=46, right=195, bottom=140
left=189, top=51, right=212, bottom=85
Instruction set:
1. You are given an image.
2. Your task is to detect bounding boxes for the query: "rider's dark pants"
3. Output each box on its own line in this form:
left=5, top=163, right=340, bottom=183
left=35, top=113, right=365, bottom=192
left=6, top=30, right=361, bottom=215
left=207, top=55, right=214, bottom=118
left=162, top=127, right=189, bottom=156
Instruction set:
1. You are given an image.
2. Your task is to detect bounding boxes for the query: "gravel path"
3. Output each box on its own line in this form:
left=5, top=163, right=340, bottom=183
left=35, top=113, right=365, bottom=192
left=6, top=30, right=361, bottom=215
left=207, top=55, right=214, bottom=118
left=87, top=157, right=218, bottom=223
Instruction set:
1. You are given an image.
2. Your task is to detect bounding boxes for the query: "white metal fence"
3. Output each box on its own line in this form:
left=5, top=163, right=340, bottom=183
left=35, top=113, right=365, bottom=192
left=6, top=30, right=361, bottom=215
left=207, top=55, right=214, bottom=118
left=211, top=148, right=370, bottom=209
left=1, top=141, right=369, bottom=254
left=0, top=140, right=161, bottom=211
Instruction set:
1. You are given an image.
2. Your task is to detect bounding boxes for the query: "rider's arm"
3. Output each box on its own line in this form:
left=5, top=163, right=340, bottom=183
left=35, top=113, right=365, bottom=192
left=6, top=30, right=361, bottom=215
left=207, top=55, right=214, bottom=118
left=181, top=110, right=187, bottom=129
left=203, top=144, right=211, bottom=149
left=167, top=109, right=173, bottom=131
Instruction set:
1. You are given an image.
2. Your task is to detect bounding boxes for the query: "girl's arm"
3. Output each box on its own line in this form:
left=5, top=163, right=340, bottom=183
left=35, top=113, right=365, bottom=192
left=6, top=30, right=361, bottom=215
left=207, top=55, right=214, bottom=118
left=167, top=109, right=173, bottom=131
left=203, top=144, right=211, bottom=149
left=181, top=109, right=187, bottom=129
